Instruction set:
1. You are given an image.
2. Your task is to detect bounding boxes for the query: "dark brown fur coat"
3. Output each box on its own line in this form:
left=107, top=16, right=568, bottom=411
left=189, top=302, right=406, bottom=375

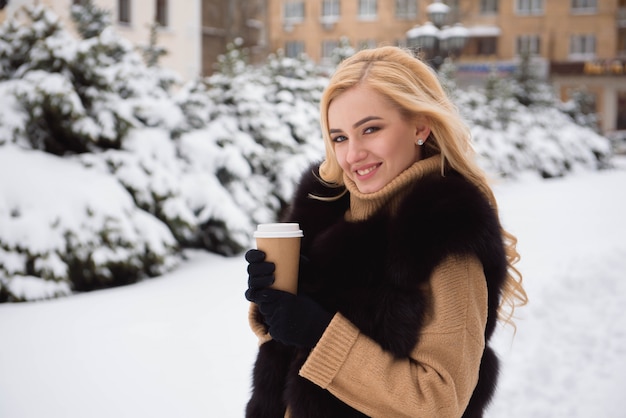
left=246, top=164, right=507, bottom=418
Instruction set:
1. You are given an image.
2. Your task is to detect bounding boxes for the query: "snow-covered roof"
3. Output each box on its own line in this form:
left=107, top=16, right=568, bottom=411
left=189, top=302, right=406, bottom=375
left=406, top=21, right=440, bottom=39
left=439, top=23, right=470, bottom=40
left=426, top=0, right=450, bottom=14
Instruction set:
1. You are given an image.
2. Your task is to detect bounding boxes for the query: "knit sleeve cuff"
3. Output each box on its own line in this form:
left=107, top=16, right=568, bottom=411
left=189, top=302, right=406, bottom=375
left=248, top=302, right=272, bottom=346
left=299, top=313, right=360, bottom=389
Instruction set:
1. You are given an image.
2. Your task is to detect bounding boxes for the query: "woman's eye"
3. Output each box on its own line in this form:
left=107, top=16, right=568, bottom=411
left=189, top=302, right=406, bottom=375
left=364, top=126, right=380, bottom=134
left=332, top=135, right=347, bottom=143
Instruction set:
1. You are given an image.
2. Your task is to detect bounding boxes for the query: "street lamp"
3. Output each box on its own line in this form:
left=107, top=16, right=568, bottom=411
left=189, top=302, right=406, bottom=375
left=427, top=0, right=450, bottom=28
left=406, top=0, right=468, bottom=69
left=406, top=21, right=440, bottom=54
left=440, top=23, right=470, bottom=57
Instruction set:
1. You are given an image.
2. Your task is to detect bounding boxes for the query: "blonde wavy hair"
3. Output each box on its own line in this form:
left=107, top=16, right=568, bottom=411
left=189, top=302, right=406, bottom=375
left=318, top=46, right=527, bottom=326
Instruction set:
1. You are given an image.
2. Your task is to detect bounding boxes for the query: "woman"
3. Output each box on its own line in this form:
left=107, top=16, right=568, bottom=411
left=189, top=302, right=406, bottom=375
left=244, top=46, right=527, bottom=418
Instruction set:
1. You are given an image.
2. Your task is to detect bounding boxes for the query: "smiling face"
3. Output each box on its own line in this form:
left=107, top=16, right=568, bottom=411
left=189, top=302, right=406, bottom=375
left=328, top=84, right=430, bottom=194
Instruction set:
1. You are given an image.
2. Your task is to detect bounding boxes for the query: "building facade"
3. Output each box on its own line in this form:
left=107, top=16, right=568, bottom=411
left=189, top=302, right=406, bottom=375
left=3, top=0, right=626, bottom=134
left=201, top=0, right=268, bottom=74
left=267, top=0, right=626, bottom=135
left=0, top=0, right=267, bottom=79
left=1, top=0, right=204, bottom=79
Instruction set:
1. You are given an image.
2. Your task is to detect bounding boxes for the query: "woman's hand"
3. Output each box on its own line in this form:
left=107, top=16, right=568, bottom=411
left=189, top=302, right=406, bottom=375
left=244, top=249, right=332, bottom=348
left=245, top=249, right=276, bottom=298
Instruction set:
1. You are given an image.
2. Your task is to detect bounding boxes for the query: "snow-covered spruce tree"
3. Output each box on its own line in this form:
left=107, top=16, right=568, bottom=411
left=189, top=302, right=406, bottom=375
left=70, top=0, right=111, bottom=39
left=214, top=37, right=250, bottom=76
left=507, top=51, right=610, bottom=175
left=260, top=49, right=327, bottom=204
left=559, top=87, right=600, bottom=133
left=68, top=4, right=189, bottom=261
left=434, top=48, right=611, bottom=179
left=137, top=20, right=179, bottom=92
left=475, top=65, right=519, bottom=130
left=0, top=5, right=182, bottom=302
left=437, top=57, right=460, bottom=100
left=0, top=5, right=129, bottom=153
left=3, top=3, right=187, bottom=242
left=0, top=145, right=181, bottom=303
left=173, top=77, right=215, bottom=136
left=454, top=67, right=611, bottom=178
left=329, top=36, right=355, bottom=66
left=171, top=42, right=327, bottom=255
left=168, top=41, right=263, bottom=255
left=141, top=21, right=168, bottom=68
left=0, top=4, right=182, bottom=154
left=511, top=48, right=555, bottom=108
left=211, top=44, right=326, bottom=214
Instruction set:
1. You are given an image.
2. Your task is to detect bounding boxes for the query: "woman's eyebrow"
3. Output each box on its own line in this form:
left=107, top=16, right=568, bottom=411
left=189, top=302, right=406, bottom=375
left=353, top=116, right=382, bottom=128
left=330, top=116, right=383, bottom=134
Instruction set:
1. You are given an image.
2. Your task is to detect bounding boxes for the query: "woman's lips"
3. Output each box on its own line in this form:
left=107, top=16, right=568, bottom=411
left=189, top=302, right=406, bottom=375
left=355, top=163, right=381, bottom=179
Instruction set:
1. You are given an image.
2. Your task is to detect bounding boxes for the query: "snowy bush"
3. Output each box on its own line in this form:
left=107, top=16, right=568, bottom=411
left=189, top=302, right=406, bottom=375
left=559, top=87, right=600, bottom=133
left=0, top=6, right=184, bottom=301
left=510, top=49, right=556, bottom=108
left=0, top=146, right=180, bottom=303
left=449, top=62, right=612, bottom=178
left=78, top=129, right=198, bottom=242
left=75, top=127, right=254, bottom=257
left=0, top=5, right=181, bottom=154
left=0, top=4, right=615, bottom=302
left=70, top=0, right=111, bottom=40
left=172, top=45, right=326, bottom=253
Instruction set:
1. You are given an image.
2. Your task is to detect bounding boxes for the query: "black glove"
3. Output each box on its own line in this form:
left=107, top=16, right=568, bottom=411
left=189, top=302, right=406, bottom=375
left=244, top=249, right=332, bottom=348
left=246, top=287, right=333, bottom=348
left=245, top=249, right=275, bottom=297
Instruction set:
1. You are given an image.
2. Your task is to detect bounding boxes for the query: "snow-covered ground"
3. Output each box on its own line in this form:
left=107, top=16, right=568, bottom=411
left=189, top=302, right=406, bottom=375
left=1, top=160, right=626, bottom=418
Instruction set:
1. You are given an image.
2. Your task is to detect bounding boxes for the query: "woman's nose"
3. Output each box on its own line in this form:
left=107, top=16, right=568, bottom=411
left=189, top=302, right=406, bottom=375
left=346, top=140, right=366, bottom=164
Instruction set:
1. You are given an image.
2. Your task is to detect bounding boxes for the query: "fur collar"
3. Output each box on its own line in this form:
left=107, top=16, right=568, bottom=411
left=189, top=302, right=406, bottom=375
left=283, top=163, right=506, bottom=355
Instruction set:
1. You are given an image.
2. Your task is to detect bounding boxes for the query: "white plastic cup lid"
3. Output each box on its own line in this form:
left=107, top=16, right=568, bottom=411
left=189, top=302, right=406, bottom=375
left=254, top=223, right=303, bottom=238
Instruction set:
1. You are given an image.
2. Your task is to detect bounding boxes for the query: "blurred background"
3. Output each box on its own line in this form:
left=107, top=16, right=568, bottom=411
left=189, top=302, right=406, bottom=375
left=3, top=0, right=626, bottom=141
left=0, top=0, right=621, bottom=301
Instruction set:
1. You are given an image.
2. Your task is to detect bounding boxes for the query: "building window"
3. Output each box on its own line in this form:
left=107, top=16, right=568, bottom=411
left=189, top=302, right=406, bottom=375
left=477, top=38, right=497, bottom=55
left=516, top=0, right=543, bottom=15
left=516, top=35, right=541, bottom=55
left=284, top=1, right=305, bottom=23
left=156, top=0, right=168, bottom=26
left=395, top=0, right=417, bottom=20
left=118, top=0, right=131, bottom=24
left=321, top=39, right=339, bottom=64
left=569, top=34, right=596, bottom=60
left=571, top=0, right=597, bottom=13
left=322, top=0, right=340, bottom=20
left=285, top=41, right=305, bottom=58
left=358, top=0, right=377, bottom=20
left=480, top=0, right=498, bottom=14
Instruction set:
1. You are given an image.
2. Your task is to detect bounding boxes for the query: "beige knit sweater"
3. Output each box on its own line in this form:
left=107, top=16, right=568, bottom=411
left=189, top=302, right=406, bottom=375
left=248, top=157, right=488, bottom=417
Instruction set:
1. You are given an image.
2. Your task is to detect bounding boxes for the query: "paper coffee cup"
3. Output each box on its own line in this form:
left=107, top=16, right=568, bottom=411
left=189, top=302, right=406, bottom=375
left=254, top=223, right=303, bottom=294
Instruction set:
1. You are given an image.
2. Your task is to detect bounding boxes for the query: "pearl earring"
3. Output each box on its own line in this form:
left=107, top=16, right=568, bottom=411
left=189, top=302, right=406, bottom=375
left=417, top=139, right=424, bottom=146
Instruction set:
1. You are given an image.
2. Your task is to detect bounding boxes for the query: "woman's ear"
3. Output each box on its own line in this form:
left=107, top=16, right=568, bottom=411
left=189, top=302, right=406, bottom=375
left=414, top=119, right=431, bottom=144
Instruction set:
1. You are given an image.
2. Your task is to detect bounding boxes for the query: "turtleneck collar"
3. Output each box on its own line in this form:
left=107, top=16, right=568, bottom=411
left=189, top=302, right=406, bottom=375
left=343, top=155, right=442, bottom=221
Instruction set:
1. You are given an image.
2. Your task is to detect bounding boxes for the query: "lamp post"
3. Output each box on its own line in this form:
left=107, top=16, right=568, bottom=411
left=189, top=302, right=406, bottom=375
left=427, top=0, right=449, bottom=27
left=406, top=0, right=468, bottom=69
left=440, top=23, right=470, bottom=57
